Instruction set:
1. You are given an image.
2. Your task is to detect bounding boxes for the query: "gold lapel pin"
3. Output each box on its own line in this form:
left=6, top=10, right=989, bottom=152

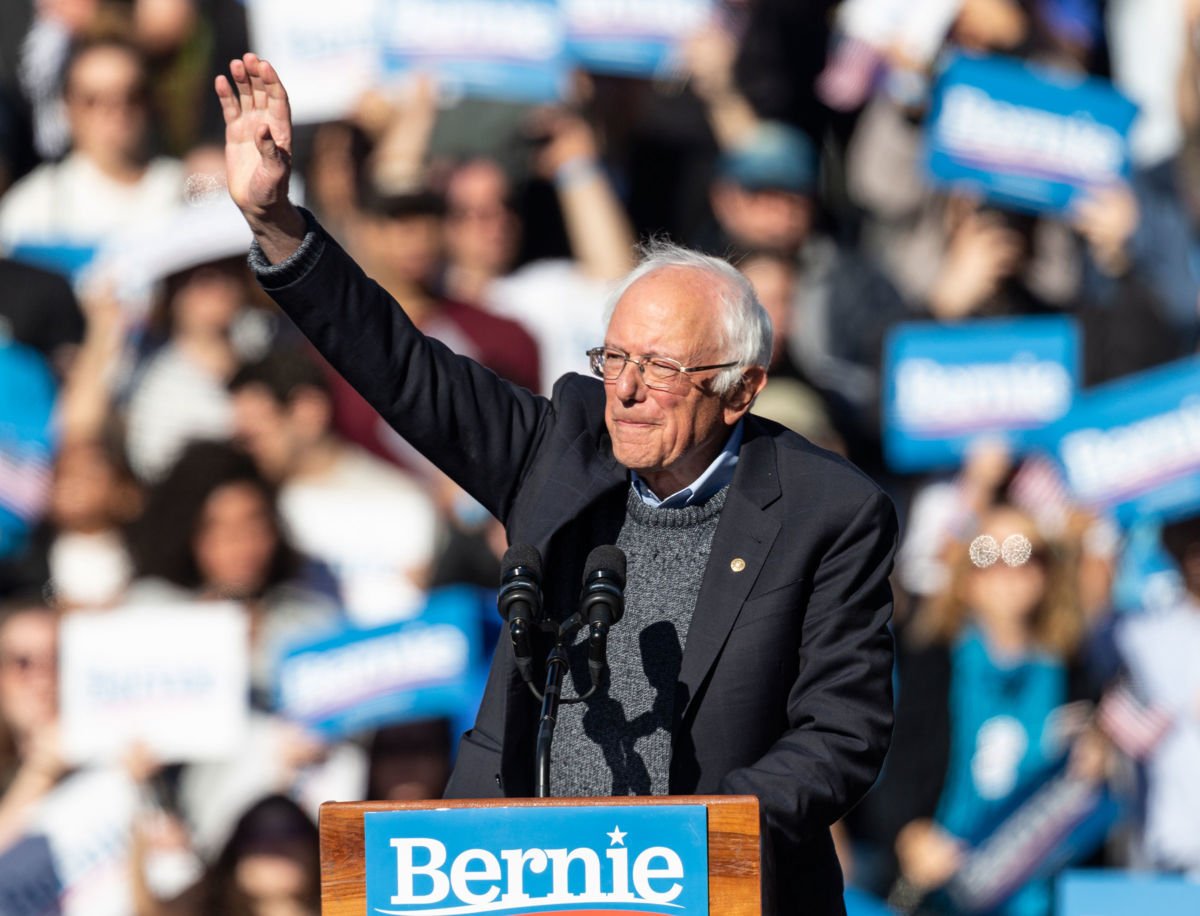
left=730, top=558, right=746, bottom=573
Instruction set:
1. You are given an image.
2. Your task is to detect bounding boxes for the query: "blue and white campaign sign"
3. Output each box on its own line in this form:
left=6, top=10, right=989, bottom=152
left=247, top=0, right=380, bottom=124
left=60, top=603, right=249, bottom=765
left=925, top=54, right=1138, bottom=215
left=1034, top=358, right=1200, bottom=527
left=276, top=588, right=481, bottom=740
left=882, top=316, right=1079, bottom=473
left=562, top=0, right=713, bottom=77
left=364, top=804, right=709, bottom=915
left=379, top=0, right=568, bottom=103
left=1058, top=870, right=1200, bottom=916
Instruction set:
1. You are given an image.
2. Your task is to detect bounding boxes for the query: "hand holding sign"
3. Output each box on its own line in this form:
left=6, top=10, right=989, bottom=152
left=1071, top=184, right=1139, bottom=278
left=928, top=203, right=1025, bottom=319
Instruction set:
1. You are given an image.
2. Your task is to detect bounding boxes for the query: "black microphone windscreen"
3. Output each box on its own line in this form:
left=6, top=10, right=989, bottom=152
left=501, top=544, right=542, bottom=581
left=584, top=545, right=626, bottom=585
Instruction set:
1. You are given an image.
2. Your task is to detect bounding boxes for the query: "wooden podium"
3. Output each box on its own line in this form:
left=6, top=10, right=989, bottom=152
left=320, top=794, right=762, bottom=914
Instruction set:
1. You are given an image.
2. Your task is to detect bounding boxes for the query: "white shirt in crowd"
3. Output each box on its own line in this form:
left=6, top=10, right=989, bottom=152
left=487, top=259, right=612, bottom=393
left=0, top=152, right=183, bottom=252
left=279, top=446, right=441, bottom=625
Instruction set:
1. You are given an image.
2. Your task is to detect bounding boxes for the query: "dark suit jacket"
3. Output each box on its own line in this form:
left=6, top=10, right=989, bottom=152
left=255, top=217, right=898, bottom=914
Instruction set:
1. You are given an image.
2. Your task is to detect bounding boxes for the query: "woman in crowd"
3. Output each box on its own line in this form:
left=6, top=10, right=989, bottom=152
left=123, top=251, right=259, bottom=483
left=126, top=438, right=336, bottom=698
left=124, top=440, right=362, bottom=862
left=137, top=794, right=319, bottom=916
left=873, top=502, right=1100, bottom=915
left=0, top=599, right=64, bottom=852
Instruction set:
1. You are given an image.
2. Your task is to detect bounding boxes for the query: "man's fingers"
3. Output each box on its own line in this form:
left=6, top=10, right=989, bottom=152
left=214, top=75, right=241, bottom=124
left=243, top=51, right=270, bottom=110
left=259, top=59, right=293, bottom=130
left=230, top=57, right=254, bottom=110
left=259, top=59, right=288, bottom=101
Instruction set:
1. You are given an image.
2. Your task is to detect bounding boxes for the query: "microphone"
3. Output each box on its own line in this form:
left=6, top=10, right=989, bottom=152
left=498, top=544, right=543, bottom=686
left=579, top=545, right=626, bottom=687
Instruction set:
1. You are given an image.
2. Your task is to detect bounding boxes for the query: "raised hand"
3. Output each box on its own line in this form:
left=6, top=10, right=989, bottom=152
left=215, top=52, right=305, bottom=257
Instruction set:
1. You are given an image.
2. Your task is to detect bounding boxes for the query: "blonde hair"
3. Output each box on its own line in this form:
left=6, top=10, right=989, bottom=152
left=913, top=504, right=1085, bottom=658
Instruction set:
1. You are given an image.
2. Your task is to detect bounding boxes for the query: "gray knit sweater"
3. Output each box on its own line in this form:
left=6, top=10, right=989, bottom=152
left=551, top=485, right=729, bottom=797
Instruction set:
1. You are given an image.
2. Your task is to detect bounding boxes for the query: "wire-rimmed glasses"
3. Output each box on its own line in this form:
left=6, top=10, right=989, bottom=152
left=586, top=346, right=738, bottom=391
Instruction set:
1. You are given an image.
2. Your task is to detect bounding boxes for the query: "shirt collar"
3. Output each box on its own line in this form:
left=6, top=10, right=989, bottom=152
left=630, top=419, right=744, bottom=510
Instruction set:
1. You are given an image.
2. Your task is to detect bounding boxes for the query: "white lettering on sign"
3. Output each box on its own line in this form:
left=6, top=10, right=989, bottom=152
left=385, top=1, right=561, bottom=57
left=383, top=833, right=687, bottom=912
left=895, top=357, right=1071, bottom=431
left=938, top=85, right=1124, bottom=182
left=563, top=0, right=710, bottom=35
left=1060, top=399, right=1200, bottom=503
left=281, top=625, right=468, bottom=718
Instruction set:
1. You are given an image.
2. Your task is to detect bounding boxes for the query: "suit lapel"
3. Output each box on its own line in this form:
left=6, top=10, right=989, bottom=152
left=677, top=421, right=781, bottom=724
left=521, top=428, right=626, bottom=558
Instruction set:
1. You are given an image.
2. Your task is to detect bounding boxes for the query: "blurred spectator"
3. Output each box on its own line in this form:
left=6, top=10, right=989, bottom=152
left=126, top=439, right=336, bottom=694
left=922, top=193, right=1183, bottom=386
left=0, top=599, right=63, bottom=852
left=736, top=248, right=846, bottom=454
left=137, top=793, right=319, bottom=916
left=347, top=187, right=542, bottom=394
left=124, top=246, right=258, bottom=482
left=367, top=717, right=453, bottom=802
left=872, top=502, right=1097, bottom=914
left=0, top=34, right=182, bottom=274
left=228, top=351, right=440, bottom=625
left=0, top=432, right=141, bottom=608
left=705, top=119, right=909, bottom=462
left=124, top=440, right=362, bottom=857
left=1115, top=512, right=1200, bottom=876
left=1106, top=0, right=1200, bottom=345
left=440, top=111, right=636, bottom=390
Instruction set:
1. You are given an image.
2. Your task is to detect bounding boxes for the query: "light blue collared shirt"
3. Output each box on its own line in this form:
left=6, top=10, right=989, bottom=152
left=630, top=419, right=744, bottom=509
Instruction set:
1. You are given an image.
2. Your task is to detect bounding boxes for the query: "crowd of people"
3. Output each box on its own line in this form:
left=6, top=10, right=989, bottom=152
left=1, top=1, right=1200, bottom=914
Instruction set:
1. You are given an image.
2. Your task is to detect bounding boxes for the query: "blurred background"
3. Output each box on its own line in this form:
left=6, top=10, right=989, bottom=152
left=2, top=0, right=1200, bottom=913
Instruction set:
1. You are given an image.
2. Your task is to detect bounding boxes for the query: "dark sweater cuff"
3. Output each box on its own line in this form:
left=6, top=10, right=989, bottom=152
left=248, top=207, right=325, bottom=289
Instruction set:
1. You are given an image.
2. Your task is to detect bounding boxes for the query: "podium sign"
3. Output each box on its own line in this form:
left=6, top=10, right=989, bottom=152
left=364, top=804, right=708, bottom=913
left=321, top=796, right=761, bottom=915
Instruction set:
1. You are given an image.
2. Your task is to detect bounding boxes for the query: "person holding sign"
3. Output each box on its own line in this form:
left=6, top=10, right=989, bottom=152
left=216, top=52, right=898, bottom=913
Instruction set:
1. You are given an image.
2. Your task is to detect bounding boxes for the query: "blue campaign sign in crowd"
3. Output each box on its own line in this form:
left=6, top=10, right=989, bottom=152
left=276, top=587, right=490, bottom=741
left=925, top=53, right=1139, bottom=216
left=882, top=316, right=1080, bottom=473
left=1037, top=357, right=1200, bottom=527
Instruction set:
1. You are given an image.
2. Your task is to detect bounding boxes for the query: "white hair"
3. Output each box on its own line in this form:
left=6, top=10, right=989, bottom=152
left=603, top=238, right=773, bottom=397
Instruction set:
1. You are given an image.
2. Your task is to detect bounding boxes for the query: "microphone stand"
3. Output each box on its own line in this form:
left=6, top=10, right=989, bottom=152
left=534, top=613, right=593, bottom=798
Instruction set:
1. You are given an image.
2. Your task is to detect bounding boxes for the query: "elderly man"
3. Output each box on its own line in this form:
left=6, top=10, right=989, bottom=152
left=217, top=54, right=897, bottom=913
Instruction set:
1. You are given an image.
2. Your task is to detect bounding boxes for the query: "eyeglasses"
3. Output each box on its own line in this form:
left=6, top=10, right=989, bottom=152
left=586, top=346, right=739, bottom=391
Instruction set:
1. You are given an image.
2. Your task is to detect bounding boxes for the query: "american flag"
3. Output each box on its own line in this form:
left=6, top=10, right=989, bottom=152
left=816, top=35, right=885, bottom=112
left=0, top=445, right=52, bottom=523
left=1009, top=454, right=1072, bottom=537
left=1096, top=682, right=1173, bottom=761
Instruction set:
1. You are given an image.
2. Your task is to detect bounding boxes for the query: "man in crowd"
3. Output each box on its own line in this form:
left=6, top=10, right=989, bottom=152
left=217, top=52, right=897, bottom=912
left=229, top=350, right=440, bottom=624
